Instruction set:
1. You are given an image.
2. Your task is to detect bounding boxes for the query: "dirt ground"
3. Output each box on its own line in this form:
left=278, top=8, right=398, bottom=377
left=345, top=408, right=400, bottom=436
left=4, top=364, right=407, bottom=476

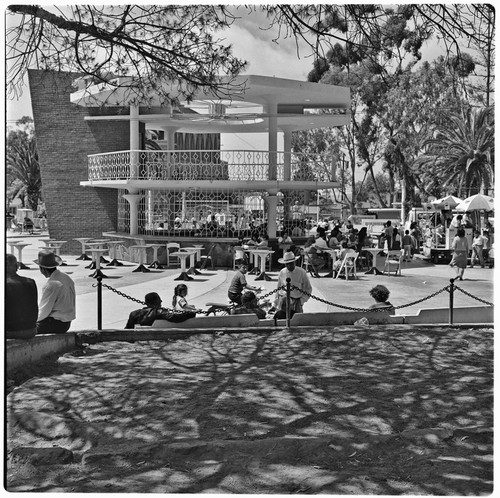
left=6, top=325, right=493, bottom=494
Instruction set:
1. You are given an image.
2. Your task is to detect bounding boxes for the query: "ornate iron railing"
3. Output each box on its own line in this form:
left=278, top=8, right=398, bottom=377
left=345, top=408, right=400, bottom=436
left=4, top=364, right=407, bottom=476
left=87, top=150, right=337, bottom=183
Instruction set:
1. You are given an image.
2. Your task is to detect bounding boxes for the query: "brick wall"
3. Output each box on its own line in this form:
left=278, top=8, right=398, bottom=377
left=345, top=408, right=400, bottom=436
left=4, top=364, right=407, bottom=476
left=28, top=70, right=130, bottom=254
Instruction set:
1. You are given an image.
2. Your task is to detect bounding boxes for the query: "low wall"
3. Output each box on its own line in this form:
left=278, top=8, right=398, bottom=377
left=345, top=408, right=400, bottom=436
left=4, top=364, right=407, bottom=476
left=401, top=305, right=494, bottom=325
left=6, top=333, right=77, bottom=374
left=6, top=306, right=493, bottom=373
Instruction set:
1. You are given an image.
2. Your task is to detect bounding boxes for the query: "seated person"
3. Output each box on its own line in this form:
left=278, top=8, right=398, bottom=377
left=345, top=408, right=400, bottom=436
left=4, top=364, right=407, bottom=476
left=314, top=233, right=329, bottom=249
left=303, top=236, right=326, bottom=277
left=332, top=240, right=355, bottom=276
left=231, top=291, right=267, bottom=319
left=257, top=233, right=269, bottom=247
left=125, top=292, right=195, bottom=328
left=23, top=216, right=34, bottom=233
left=6, top=253, right=38, bottom=339
left=368, top=285, right=395, bottom=314
left=278, top=231, right=293, bottom=245
left=228, top=261, right=261, bottom=304
left=328, top=233, right=341, bottom=249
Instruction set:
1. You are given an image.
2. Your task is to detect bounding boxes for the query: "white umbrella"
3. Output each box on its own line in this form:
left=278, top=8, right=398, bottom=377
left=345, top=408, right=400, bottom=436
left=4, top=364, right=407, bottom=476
left=455, top=193, right=495, bottom=212
left=431, top=195, right=462, bottom=209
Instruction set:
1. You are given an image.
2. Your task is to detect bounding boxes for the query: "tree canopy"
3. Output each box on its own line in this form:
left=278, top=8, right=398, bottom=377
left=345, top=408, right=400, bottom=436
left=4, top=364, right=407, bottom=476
left=7, top=4, right=495, bottom=102
left=6, top=5, right=248, bottom=103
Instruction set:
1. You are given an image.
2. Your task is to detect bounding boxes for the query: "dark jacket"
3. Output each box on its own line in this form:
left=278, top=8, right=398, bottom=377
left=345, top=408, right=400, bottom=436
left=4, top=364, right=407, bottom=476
left=6, top=274, right=38, bottom=331
left=125, top=307, right=195, bottom=329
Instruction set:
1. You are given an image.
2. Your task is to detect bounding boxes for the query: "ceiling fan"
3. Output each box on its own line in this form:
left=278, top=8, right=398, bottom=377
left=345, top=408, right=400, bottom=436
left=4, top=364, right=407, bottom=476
left=170, top=102, right=276, bottom=124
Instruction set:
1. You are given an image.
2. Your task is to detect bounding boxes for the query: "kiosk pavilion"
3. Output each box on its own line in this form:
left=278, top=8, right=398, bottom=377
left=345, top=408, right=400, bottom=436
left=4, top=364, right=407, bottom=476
left=29, top=71, right=350, bottom=266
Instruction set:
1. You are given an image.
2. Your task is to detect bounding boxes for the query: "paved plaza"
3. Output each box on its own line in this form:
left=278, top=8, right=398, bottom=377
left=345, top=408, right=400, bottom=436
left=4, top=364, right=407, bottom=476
left=6, top=232, right=495, bottom=331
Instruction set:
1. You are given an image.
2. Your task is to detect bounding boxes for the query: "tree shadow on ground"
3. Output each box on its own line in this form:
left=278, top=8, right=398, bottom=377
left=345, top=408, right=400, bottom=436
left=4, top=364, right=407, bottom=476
left=6, top=326, right=493, bottom=494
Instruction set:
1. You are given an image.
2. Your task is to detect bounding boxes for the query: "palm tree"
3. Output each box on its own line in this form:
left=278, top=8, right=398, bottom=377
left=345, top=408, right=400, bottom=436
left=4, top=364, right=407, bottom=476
left=414, top=107, right=494, bottom=197
left=6, top=131, right=42, bottom=212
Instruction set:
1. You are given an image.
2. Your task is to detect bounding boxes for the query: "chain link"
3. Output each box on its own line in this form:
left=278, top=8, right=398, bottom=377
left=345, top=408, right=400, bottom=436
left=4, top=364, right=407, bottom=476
left=94, top=282, right=146, bottom=305
left=93, top=282, right=190, bottom=314
left=94, top=278, right=493, bottom=316
left=453, top=284, right=494, bottom=306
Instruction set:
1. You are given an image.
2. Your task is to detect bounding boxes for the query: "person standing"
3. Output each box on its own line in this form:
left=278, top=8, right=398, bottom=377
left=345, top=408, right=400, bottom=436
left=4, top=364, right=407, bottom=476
left=34, top=250, right=76, bottom=334
left=449, top=228, right=469, bottom=281
left=273, top=251, right=312, bottom=318
left=384, top=221, right=394, bottom=250
left=402, top=230, right=414, bottom=262
left=470, top=230, right=486, bottom=268
left=5, top=254, right=38, bottom=339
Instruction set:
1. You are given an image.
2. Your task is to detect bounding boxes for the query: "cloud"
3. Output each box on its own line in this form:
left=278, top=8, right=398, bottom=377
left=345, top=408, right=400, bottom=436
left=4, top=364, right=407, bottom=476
left=221, top=22, right=314, bottom=80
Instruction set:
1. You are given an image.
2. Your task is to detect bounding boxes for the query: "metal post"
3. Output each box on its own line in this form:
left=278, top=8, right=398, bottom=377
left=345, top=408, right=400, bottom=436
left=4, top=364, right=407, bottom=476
left=286, top=277, right=291, bottom=327
left=449, top=278, right=455, bottom=325
left=97, top=275, right=103, bottom=331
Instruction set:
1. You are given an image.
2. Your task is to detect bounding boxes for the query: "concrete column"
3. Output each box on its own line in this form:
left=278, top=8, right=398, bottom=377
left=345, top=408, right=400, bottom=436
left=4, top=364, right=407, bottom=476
left=265, top=194, right=278, bottom=238
left=267, top=100, right=278, bottom=181
left=162, top=126, right=178, bottom=180
left=130, top=105, right=140, bottom=179
left=282, top=127, right=293, bottom=181
left=166, top=128, right=177, bottom=150
left=123, top=193, right=143, bottom=236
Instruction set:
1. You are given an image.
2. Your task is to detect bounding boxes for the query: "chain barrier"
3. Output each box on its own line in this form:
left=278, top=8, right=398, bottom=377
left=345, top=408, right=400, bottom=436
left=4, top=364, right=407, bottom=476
left=289, top=282, right=492, bottom=312
left=257, top=286, right=283, bottom=303
left=453, top=284, right=494, bottom=307
left=93, top=281, right=194, bottom=314
left=93, top=276, right=492, bottom=326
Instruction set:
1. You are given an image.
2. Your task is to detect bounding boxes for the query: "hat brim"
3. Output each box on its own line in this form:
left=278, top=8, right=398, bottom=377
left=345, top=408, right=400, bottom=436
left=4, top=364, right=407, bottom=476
left=34, top=255, right=62, bottom=268
left=278, top=255, right=300, bottom=264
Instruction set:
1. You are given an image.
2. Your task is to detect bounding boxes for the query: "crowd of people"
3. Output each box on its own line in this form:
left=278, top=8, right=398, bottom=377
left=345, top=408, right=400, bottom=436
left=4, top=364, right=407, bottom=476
left=11, top=210, right=491, bottom=337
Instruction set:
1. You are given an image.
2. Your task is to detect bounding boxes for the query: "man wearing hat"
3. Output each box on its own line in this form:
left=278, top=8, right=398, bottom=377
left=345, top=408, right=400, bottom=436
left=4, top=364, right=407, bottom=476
left=273, top=251, right=312, bottom=318
left=34, top=250, right=76, bottom=334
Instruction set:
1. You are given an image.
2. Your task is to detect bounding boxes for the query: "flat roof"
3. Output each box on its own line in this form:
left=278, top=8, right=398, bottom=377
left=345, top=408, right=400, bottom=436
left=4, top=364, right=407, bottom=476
left=71, top=74, right=351, bottom=133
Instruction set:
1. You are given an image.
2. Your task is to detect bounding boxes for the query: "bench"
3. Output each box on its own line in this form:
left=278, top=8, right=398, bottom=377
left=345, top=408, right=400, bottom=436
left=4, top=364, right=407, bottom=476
left=141, top=314, right=261, bottom=329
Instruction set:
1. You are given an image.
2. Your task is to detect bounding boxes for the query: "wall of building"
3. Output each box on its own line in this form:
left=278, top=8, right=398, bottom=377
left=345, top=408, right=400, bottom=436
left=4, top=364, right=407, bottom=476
left=28, top=70, right=130, bottom=254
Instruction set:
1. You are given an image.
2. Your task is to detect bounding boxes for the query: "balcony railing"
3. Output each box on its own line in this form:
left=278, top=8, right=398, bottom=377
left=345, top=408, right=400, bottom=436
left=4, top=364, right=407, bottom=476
left=87, top=150, right=337, bottom=183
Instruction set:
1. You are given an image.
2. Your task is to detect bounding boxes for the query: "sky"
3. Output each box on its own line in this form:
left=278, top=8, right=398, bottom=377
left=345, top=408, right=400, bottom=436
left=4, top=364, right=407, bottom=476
left=5, top=4, right=452, bottom=152
left=5, top=7, right=315, bottom=126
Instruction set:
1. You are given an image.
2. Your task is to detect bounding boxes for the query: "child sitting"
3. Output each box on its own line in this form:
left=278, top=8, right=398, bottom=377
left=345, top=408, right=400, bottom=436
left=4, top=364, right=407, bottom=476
left=172, top=284, right=198, bottom=312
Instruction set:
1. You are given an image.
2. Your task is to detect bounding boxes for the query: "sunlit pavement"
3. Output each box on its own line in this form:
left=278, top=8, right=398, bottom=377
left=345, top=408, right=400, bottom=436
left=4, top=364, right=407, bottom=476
left=6, top=232, right=495, bottom=331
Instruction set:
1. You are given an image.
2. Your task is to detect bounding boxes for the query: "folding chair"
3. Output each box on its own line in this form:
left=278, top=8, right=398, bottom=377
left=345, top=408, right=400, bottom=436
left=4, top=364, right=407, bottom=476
left=165, top=242, right=180, bottom=267
left=384, top=250, right=403, bottom=276
left=335, top=251, right=359, bottom=279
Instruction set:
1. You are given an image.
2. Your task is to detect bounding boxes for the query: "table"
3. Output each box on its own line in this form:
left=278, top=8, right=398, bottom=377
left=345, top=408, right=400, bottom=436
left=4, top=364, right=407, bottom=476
left=362, top=248, right=387, bottom=275
left=9, top=241, right=31, bottom=269
left=74, top=237, right=93, bottom=261
left=89, top=239, right=111, bottom=264
left=129, top=245, right=151, bottom=273
left=85, top=242, right=109, bottom=269
left=146, top=244, right=164, bottom=269
left=105, top=240, right=125, bottom=266
left=87, top=248, right=109, bottom=278
left=249, top=249, right=274, bottom=281
left=190, top=244, right=205, bottom=268
left=43, top=241, right=68, bottom=266
left=242, top=245, right=259, bottom=274
left=170, top=251, right=195, bottom=281
left=183, top=246, right=204, bottom=275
